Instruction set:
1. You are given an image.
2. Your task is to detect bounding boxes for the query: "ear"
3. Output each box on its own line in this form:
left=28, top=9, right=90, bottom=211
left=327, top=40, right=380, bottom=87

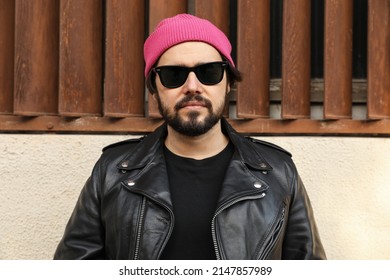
left=226, top=83, right=230, bottom=95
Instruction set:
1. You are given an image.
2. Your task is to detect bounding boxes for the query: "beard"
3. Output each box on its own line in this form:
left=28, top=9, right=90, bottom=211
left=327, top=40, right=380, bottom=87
left=156, top=94, right=225, bottom=137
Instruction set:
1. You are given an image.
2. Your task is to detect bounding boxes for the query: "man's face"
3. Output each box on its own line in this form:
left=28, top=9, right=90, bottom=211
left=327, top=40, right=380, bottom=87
left=154, top=42, right=230, bottom=137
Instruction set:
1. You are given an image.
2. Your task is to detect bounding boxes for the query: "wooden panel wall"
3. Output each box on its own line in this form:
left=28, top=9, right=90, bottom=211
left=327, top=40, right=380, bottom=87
left=0, top=0, right=390, bottom=135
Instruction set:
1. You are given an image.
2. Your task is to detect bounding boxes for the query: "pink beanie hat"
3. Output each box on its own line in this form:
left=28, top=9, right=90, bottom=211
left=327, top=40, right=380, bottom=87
left=144, top=13, right=234, bottom=77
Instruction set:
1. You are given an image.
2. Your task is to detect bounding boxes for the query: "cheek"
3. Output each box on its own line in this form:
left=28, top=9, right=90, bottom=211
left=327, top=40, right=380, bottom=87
left=155, top=90, right=178, bottom=110
left=211, top=83, right=228, bottom=104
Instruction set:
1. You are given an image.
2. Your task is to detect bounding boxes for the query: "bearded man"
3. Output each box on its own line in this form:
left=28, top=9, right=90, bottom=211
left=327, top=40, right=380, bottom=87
left=54, top=14, right=326, bottom=260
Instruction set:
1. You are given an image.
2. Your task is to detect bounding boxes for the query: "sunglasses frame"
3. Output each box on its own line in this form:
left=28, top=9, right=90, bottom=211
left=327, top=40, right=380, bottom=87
left=153, top=61, right=228, bottom=89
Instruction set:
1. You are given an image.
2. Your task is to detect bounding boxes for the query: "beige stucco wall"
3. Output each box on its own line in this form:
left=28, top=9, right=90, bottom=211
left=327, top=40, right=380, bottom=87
left=1, top=134, right=389, bottom=259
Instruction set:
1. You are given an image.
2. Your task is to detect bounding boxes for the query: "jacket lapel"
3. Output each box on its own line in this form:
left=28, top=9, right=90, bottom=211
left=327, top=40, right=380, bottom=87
left=216, top=119, right=272, bottom=207
left=119, top=124, right=173, bottom=211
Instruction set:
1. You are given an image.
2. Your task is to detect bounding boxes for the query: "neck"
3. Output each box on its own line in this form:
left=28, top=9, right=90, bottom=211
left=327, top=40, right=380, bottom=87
left=165, top=120, right=229, bottom=160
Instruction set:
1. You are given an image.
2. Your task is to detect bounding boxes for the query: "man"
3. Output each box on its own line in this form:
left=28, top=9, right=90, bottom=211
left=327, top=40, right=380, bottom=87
left=54, top=14, right=326, bottom=260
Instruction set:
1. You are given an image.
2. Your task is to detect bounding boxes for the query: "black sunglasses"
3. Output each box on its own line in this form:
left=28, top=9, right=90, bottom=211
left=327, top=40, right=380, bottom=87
left=153, top=61, right=228, bottom=89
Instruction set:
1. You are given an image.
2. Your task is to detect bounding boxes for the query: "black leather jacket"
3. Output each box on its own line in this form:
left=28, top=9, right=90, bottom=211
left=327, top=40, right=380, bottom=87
left=54, top=119, right=326, bottom=260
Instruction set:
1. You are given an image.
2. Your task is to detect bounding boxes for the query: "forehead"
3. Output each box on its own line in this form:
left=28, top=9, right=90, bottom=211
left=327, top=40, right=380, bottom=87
left=157, top=42, right=223, bottom=66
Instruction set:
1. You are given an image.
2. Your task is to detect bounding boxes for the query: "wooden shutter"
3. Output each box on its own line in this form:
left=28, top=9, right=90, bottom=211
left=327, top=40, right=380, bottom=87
left=59, top=0, right=102, bottom=116
left=14, top=0, right=59, bottom=116
left=237, top=0, right=270, bottom=118
left=1, top=1, right=390, bottom=135
left=324, top=0, right=353, bottom=119
left=367, top=0, right=390, bottom=119
left=282, top=0, right=311, bottom=119
left=104, top=0, right=145, bottom=117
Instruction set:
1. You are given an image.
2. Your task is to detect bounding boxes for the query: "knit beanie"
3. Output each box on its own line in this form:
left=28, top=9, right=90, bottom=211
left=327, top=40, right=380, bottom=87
left=144, top=13, right=234, bottom=77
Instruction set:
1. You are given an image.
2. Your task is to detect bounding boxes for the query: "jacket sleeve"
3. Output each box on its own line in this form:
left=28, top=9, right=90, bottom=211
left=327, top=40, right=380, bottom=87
left=54, top=161, right=105, bottom=260
left=282, top=174, right=327, bottom=259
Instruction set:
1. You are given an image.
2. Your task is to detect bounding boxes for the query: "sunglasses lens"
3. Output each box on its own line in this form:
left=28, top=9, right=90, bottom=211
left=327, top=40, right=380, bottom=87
left=157, top=66, right=188, bottom=88
left=155, top=62, right=227, bottom=89
left=196, top=62, right=225, bottom=85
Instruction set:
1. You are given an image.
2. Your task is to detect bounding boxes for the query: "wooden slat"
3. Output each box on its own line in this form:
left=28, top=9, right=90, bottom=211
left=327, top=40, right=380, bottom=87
left=147, top=0, right=187, bottom=118
left=324, top=0, right=353, bottom=119
left=59, top=0, right=102, bottom=116
left=367, top=0, right=390, bottom=119
left=104, top=0, right=145, bottom=117
left=149, top=0, right=188, bottom=30
left=193, top=0, right=229, bottom=35
left=281, top=0, right=311, bottom=119
left=0, top=0, right=14, bottom=114
left=14, top=0, right=59, bottom=116
left=236, top=0, right=270, bottom=118
left=1, top=115, right=390, bottom=136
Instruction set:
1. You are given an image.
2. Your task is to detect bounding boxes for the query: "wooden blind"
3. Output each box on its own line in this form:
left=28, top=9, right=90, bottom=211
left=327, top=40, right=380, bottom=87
left=0, top=0, right=389, bottom=135
left=367, top=0, right=390, bottom=119
left=14, top=0, right=59, bottom=116
left=105, top=0, right=145, bottom=117
left=324, top=0, right=353, bottom=119
left=237, top=0, right=270, bottom=118
left=281, top=0, right=311, bottom=119
left=59, top=0, right=102, bottom=116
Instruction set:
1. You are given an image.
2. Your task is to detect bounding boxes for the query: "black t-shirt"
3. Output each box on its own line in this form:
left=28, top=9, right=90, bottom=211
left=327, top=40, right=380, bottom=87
left=160, top=142, right=234, bottom=260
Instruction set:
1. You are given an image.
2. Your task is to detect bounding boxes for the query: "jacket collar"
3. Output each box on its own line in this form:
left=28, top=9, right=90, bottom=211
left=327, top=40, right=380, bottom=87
left=119, top=119, right=272, bottom=208
left=220, top=118, right=272, bottom=172
left=117, top=123, right=167, bottom=172
left=118, top=119, right=272, bottom=172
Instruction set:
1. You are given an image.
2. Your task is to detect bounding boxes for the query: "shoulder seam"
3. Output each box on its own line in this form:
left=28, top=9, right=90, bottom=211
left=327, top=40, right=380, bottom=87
left=102, top=137, right=144, bottom=152
left=246, top=137, right=292, bottom=157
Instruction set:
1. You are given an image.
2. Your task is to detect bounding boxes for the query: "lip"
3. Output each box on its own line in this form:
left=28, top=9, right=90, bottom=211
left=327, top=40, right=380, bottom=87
left=181, top=101, right=206, bottom=108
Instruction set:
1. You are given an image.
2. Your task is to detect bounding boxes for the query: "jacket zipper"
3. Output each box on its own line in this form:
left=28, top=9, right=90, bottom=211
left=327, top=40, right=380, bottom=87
left=211, top=191, right=267, bottom=260
left=257, top=204, right=286, bottom=260
left=133, top=196, right=146, bottom=260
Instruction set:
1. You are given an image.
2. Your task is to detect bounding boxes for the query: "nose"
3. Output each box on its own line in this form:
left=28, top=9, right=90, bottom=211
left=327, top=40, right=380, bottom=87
left=183, top=71, right=202, bottom=93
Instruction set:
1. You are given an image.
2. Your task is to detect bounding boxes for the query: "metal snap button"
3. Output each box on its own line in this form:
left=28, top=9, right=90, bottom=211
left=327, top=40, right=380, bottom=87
left=127, top=181, right=135, bottom=186
left=259, top=163, right=267, bottom=168
left=254, top=182, right=262, bottom=188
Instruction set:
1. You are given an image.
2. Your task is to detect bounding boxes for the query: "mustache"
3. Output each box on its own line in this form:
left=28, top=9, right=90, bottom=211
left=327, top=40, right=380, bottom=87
left=174, top=95, right=212, bottom=111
